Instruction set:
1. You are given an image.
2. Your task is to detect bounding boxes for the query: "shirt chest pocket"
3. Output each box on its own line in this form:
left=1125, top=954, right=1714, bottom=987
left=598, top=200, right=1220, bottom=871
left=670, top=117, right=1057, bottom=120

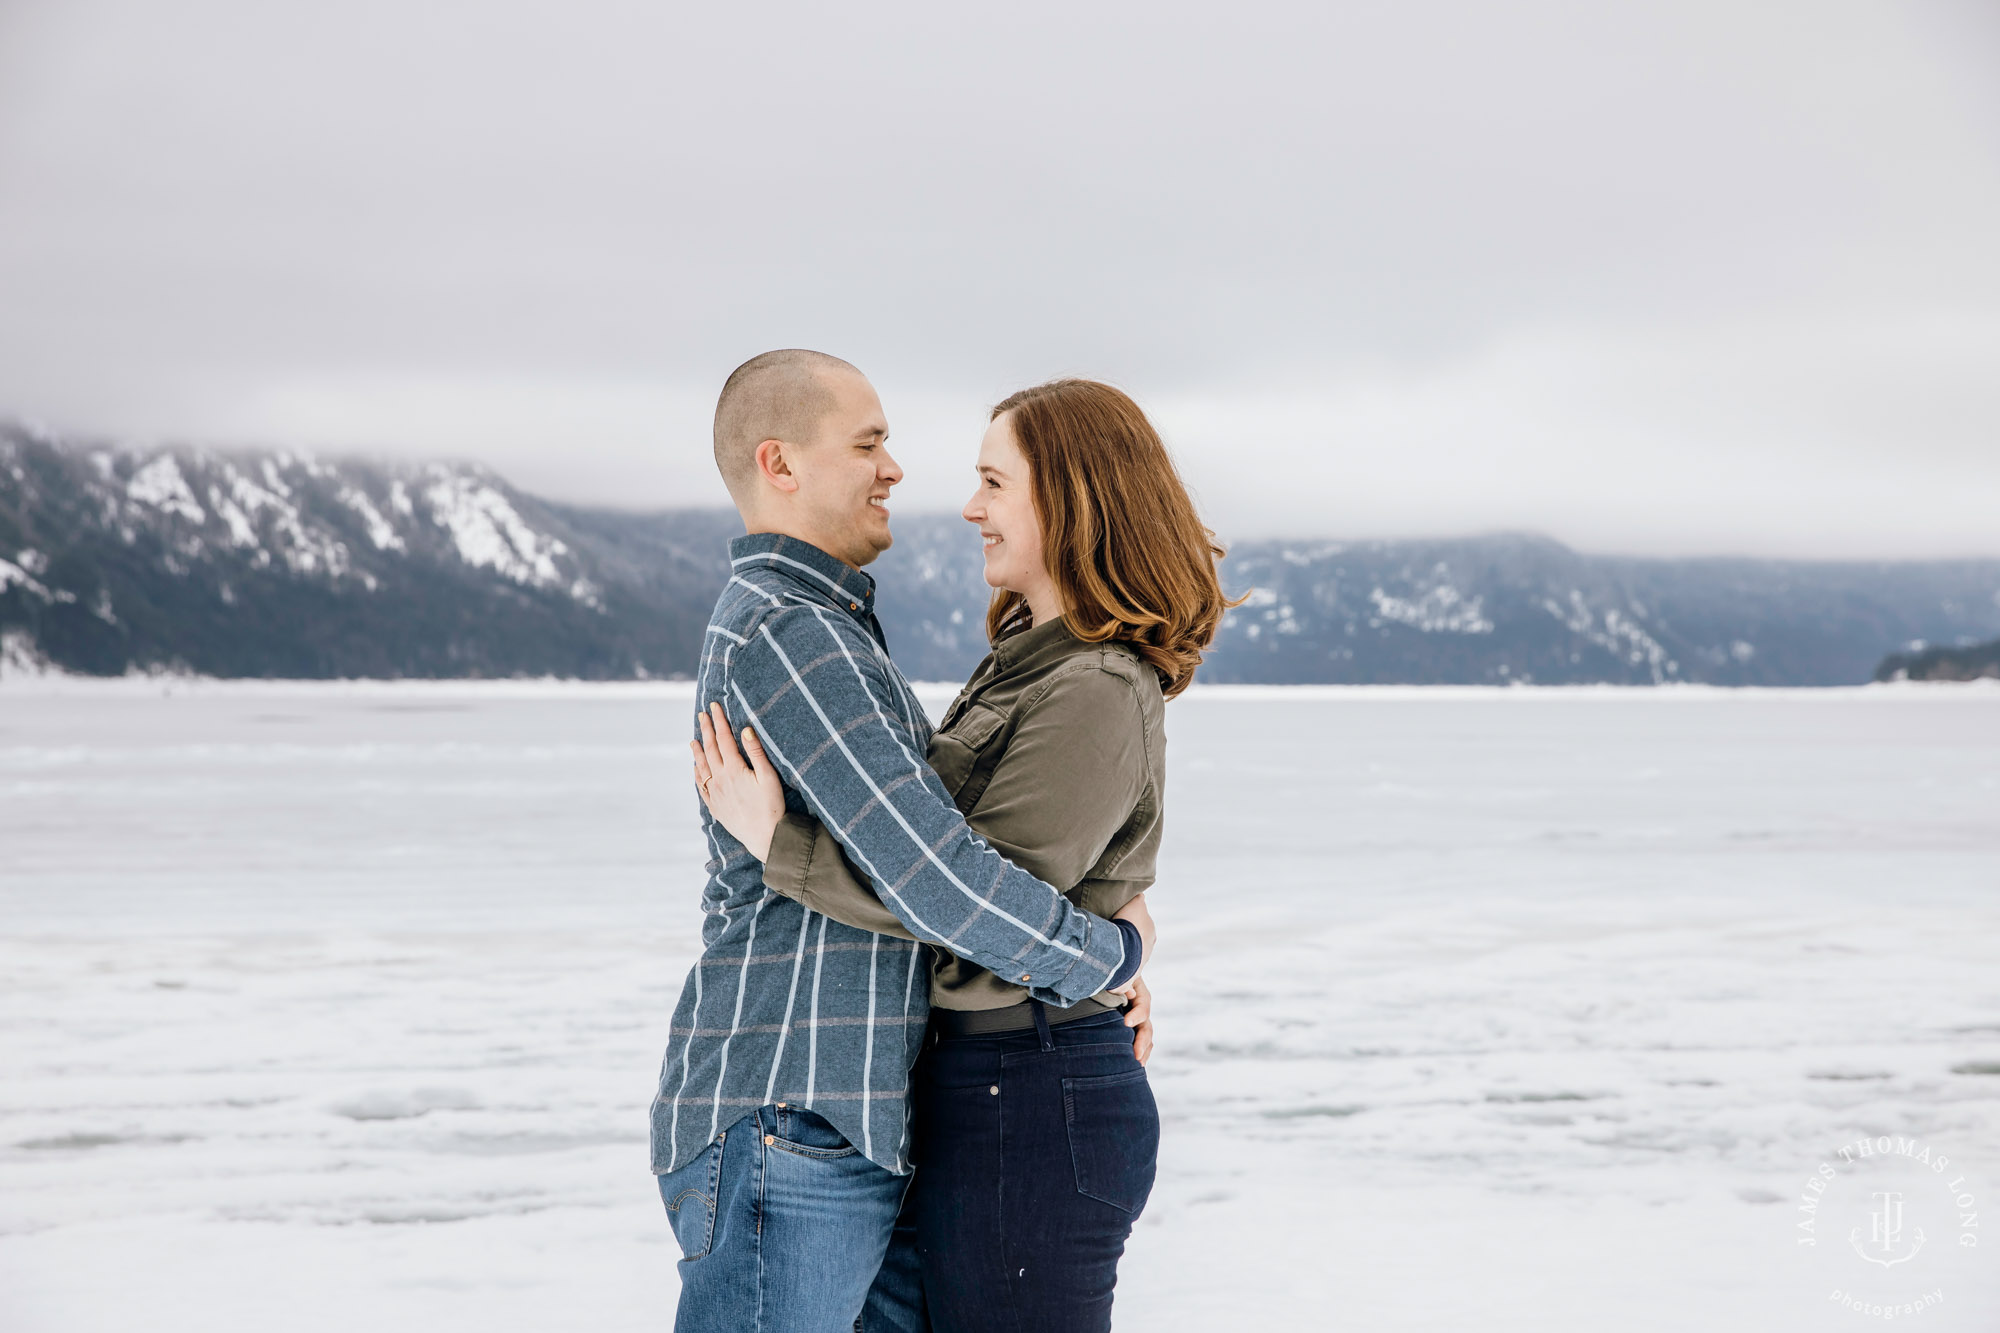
left=924, top=702, right=1009, bottom=808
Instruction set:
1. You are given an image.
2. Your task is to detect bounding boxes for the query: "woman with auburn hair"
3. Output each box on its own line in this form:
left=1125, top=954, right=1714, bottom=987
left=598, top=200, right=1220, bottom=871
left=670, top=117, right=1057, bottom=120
left=692, top=378, right=1235, bottom=1332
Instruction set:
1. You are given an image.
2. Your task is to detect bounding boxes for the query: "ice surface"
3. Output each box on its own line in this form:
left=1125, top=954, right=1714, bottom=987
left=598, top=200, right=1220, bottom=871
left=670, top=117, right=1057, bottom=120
left=2, top=680, right=1996, bottom=1330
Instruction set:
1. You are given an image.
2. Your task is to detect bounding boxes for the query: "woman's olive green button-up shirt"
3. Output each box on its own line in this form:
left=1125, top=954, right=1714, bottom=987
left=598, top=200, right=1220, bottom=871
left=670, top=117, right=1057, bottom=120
left=762, top=615, right=1167, bottom=1011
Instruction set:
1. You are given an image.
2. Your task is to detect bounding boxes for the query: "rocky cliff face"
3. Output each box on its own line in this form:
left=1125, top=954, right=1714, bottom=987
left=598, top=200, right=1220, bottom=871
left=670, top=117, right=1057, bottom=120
left=6, top=421, right=1999, bottom=684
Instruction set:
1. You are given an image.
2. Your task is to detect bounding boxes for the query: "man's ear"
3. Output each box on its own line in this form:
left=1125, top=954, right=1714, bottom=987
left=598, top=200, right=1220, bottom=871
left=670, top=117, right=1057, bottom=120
left=754, top=438, right=800, bottom=494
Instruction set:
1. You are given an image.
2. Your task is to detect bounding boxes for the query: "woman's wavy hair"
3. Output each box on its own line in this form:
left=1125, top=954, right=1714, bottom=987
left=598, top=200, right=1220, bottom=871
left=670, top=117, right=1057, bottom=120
left=985, top=379, right=1241, bottom=699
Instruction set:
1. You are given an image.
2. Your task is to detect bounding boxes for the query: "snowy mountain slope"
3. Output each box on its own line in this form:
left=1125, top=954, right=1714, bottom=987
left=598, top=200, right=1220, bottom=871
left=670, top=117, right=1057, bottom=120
left=1199, top=535, right=2000, bottom=687
left=0, top=422, right=734, bottom=678
left=5, top=421, right=1998, bottom=683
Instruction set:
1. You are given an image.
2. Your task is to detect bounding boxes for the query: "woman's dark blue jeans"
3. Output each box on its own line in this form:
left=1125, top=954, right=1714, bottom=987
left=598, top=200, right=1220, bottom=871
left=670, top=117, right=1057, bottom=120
left=906, top=1006, right=1158, bottom=1333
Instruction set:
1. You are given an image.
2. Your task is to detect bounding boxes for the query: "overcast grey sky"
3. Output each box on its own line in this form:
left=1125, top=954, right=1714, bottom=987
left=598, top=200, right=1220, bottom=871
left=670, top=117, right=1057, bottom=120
left=2, top=0, right=1996, bottom=556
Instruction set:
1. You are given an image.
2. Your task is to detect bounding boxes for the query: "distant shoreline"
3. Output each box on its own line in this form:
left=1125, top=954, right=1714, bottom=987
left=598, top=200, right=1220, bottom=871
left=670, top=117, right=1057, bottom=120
left=4, top=674, right=1995, bottom=701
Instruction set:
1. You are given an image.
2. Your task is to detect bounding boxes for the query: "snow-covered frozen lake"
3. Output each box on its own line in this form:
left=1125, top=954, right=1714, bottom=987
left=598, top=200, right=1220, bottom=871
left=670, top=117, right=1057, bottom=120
left=3, top=680, right=1997, bottom=1331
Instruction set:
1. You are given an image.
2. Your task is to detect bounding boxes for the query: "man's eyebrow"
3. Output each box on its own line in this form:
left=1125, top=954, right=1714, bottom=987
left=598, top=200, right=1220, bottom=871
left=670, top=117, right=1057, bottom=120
left=852, top=425, right=887, bottom=442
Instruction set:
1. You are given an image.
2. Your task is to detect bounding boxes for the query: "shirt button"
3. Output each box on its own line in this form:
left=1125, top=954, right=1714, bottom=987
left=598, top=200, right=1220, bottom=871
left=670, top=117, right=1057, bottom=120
left=989, top=1086, right=999, bottom=1096
left=1020, top=974, right=1031, bottom=982
left=776, top=1102, right=786, bottom=1109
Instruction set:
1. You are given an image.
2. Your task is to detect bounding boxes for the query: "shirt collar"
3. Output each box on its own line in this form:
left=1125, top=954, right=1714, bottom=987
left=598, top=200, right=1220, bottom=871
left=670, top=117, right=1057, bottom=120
left=992, top=614, right=1079, bottom=671
left=729, top=532, right=878, bottom=618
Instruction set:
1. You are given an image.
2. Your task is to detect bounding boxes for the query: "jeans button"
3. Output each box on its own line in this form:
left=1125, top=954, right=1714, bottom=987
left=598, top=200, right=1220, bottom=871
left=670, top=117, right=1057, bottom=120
left=989, top=1085, right=999, bottom=1095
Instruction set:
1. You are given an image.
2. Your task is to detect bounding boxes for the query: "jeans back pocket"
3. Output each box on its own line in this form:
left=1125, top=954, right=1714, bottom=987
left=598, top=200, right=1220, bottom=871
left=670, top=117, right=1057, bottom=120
left=658, top=1129, right=725, bottom=1261
left=1061, top=1067, right=1159, bottom=1214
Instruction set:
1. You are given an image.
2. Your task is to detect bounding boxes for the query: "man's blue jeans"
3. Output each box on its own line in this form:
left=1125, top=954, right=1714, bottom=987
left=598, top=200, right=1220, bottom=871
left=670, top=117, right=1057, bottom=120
left=658, top=1103, right=911, bottom=1333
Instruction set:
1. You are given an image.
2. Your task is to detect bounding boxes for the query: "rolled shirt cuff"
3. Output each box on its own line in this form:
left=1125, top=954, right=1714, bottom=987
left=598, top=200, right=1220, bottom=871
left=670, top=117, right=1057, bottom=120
left=762, top=810, right=820, bottom=890
left=1103, top=917, right=1143, bottom=991
left=1024, top=907, right=1133, bottom=1007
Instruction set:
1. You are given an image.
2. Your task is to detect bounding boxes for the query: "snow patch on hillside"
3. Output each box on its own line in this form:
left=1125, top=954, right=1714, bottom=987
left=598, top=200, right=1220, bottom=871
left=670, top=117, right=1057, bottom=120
left=259, top=458, right=294, bottom=499
left=1543, top=591, right=1677, bottom=682
left=126, top=456, right=206, bottom=524
left=1231, top=586, right=1306, bottom=639
left=423, top=471, right=568, bottom=590
left=218, top=463, right=351, bottom=576
left=0, top=627, right=62, bottom=677
left=1, top=555, right=77, bottom=604
left=340, top=486, right=406, bottom=552
left=1370, top=581, right=1493, bottom=634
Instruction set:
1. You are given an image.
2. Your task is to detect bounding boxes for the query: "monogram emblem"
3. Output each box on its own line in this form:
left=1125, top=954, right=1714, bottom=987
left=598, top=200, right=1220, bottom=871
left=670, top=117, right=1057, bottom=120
left=1848, top=1191, right=1926, bottom=1268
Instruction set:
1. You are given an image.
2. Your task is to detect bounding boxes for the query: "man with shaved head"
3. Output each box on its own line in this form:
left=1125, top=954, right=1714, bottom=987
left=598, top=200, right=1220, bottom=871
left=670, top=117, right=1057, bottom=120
left=705, top=348, right=897, bottom=569
left=710, top=348, right=853, bottom=492
left=648, top=351, right=1140, bottom=1332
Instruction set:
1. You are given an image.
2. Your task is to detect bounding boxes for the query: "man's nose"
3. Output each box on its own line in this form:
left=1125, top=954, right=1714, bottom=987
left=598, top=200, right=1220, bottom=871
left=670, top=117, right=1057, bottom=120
left=878, top=448, right=904, bottom=486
